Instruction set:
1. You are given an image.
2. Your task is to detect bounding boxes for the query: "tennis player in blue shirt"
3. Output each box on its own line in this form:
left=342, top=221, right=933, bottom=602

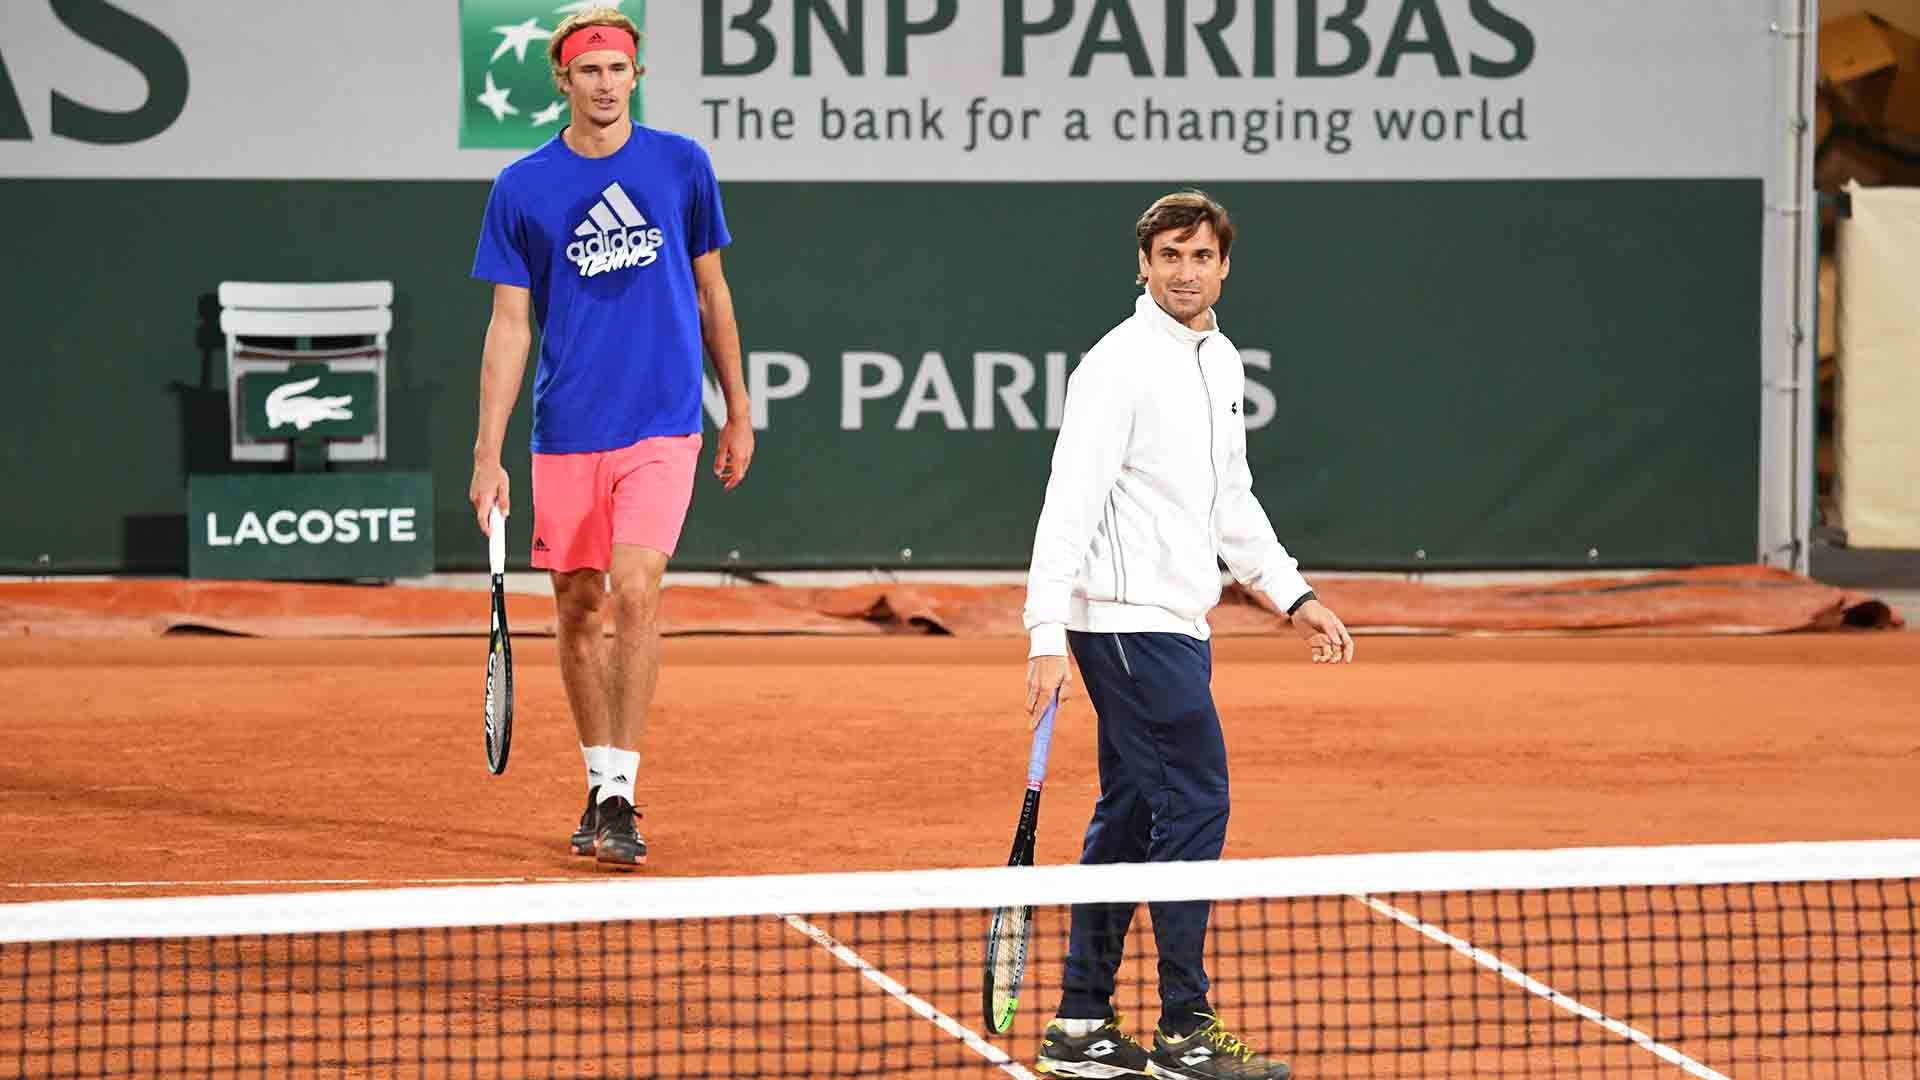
left=468, top=7, right=753, bottom=869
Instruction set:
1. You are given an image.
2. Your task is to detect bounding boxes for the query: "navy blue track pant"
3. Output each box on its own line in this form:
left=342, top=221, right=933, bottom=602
left=1057, top=630, right=1228, bottom=1033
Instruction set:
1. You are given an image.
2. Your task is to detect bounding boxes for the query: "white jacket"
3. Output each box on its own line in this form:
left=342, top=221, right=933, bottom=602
left=1024, top=292, right=1313, bottom=657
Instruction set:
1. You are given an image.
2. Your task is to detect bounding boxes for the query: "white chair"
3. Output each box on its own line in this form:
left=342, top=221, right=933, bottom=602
left=219, top=281, right=393, bottom=463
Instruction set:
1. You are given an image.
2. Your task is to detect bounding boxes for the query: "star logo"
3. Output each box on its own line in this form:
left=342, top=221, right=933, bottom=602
left=489, top=17, right=551, bottom=63
left=459, top=0, right=645, bottom=150
left=475, top=71, right=518, bottom=122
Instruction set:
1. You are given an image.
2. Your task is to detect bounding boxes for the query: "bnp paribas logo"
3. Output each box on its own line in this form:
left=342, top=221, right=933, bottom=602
left=459, top=0, right=647, bottom=150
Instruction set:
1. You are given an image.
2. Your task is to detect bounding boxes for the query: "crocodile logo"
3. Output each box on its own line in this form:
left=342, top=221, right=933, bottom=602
left=265, top=377, right=354, bottom=431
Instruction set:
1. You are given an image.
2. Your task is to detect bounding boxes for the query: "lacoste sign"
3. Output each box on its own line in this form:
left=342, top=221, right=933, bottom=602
left=204, top=507, right=419, bottom=548
left=459, top=0, right=648, bottom=150
left=189, top=473, right=434, bottom=580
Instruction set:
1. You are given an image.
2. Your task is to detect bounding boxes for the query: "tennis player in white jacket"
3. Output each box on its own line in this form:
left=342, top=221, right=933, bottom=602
left=1024, top=191, right=1352, bottom=1080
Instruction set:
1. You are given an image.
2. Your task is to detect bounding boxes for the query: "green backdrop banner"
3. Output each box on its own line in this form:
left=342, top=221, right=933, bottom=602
left=1, top=177, right=1759, bottom=573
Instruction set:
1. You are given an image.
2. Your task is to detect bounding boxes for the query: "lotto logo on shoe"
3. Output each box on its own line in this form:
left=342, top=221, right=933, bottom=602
left=566, top=182, right=665, bottom=278
left=1086, top=1040, right=1118, bottom=1057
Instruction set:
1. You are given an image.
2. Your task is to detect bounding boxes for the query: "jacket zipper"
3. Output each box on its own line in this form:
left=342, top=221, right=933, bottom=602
left=1194, top=340, right=1218, bottom=529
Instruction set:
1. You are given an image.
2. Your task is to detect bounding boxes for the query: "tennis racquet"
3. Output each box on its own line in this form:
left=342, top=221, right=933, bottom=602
left=982, top=690, right=1058, bottom=1033
left=483, top=506, right=514, bottom=775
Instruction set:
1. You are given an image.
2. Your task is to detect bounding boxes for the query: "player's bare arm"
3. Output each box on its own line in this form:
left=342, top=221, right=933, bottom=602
left=469, top=282, right=532, bottom=532
left=1291, top=597, right=1355, bottom=664
left=694, top=249, right=753, bottom=490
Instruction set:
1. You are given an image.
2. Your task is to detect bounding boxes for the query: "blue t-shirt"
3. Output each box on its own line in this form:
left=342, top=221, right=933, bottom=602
left=472, top=124, right=731, bottom=453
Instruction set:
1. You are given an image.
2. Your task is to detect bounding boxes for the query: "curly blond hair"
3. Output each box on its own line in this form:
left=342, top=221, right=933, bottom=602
left=548, top=7, right=646, bottom=90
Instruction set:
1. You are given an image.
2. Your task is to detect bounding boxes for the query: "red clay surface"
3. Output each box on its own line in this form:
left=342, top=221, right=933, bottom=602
left=3, top=632, right=1917, bottom=1078
left=2, top=632, right=1916, bottom=894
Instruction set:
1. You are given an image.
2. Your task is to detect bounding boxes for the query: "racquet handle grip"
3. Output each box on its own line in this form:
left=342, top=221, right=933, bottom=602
left=1026, top=691, right=1057, bottom=788
left=487, top=507, right=506, bottom=576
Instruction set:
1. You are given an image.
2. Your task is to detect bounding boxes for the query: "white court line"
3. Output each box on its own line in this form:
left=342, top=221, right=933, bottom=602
left=782, top=914, right=1037, bottom=1080
left=3, top=877, right=581, bottom=890
left=1357, top=895, right=1730, bottom=1080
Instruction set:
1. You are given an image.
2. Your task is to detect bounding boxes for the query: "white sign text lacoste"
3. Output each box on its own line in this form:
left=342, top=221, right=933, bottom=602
left=205, top=508, right=418, bottom=547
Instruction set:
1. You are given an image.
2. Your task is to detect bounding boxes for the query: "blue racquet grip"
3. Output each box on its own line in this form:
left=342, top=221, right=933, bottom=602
left=1026, top=692, right=1058, bottom=789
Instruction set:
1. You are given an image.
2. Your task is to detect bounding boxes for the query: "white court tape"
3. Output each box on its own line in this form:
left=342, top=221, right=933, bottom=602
left=1357, top=894, right=1731, bottom=1080
left=782, top=913, right=1038, bottom=1080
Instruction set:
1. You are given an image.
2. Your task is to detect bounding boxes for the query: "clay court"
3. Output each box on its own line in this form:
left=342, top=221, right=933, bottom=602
left=2, top=586, right=1916, bottom=1077
left=4, top=628, right=1919, bottom=892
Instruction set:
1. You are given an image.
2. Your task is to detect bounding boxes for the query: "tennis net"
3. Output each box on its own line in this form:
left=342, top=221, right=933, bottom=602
left=3, top=841, right=1915, bottom=1078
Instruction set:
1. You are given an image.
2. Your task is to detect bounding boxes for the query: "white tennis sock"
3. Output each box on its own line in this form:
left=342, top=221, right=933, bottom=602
left=582, top=744, right=612, bottom=794
left=1055, top=1018, right=1106, bottom=1036
left=599, top=748, right=639, bottom=806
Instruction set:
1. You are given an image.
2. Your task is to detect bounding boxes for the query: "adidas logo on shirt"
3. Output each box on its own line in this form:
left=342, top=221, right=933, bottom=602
left=565, top=182, right=665, bottom=279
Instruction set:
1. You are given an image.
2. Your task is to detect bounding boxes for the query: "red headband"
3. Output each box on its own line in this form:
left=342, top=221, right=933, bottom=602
left=559, top=26, right=636, bottom=67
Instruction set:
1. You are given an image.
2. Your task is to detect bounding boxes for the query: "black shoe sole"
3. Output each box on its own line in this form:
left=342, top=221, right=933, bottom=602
left=1036, top=1058, right=1150, bottom=1078
left=1148, top=1062, right=1288, bottom=1080
left=570, top=835, right=596, bottom=856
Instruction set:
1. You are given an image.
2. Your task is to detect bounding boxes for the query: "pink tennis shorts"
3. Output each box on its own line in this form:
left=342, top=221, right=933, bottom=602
left=530, top=433, right=702, bottom=571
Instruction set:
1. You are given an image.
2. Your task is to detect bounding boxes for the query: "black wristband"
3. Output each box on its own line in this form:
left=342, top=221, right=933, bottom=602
left=1286, top=590, right=1317, bottom=616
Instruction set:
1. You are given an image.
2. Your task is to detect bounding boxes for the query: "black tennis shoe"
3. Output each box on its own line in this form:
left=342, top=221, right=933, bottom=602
left=1146, top=1014, right=1289, bottom=1079
left=1035, top=1015, right=1151, bottom=1078
left=569, top=786, right=600, bottom=856
left=594, top=796, right=647, bottom=867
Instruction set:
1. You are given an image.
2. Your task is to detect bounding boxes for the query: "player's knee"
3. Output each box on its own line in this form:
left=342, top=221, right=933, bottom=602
left=1153, top=784, right=1229, bottom=838
left=1191, top=785, right=1230, bottom=829
left=608, top=578, right=662, bottom=628
left=550, top=569, right=607, bottom=624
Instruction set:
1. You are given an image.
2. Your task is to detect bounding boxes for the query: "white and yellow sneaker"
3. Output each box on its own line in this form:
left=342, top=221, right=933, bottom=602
left=1146, top=1014, right=1290, bottom=1079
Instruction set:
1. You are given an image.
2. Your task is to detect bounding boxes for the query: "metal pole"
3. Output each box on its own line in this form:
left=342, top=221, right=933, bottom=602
left=1764, top=0, right=1819, bottom=575
left=1790, top=0, right=1819, bottom=575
